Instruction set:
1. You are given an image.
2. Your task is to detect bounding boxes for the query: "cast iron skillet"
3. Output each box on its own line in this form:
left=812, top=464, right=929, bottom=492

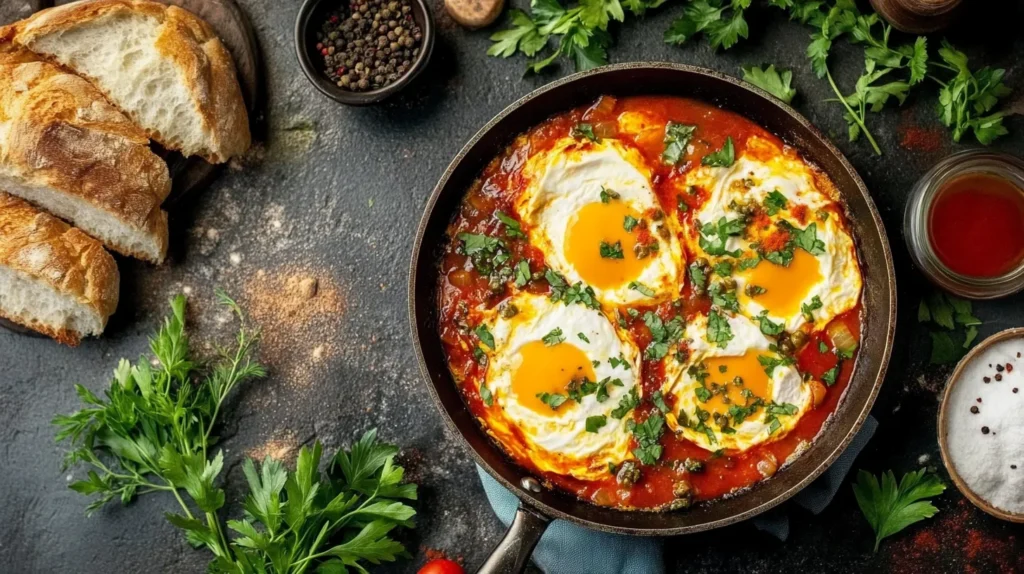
left=409, top=62, right=897, bottom=573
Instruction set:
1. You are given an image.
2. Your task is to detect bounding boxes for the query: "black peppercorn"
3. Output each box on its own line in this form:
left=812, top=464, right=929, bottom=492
left=315, top=0, right=424, bottom=92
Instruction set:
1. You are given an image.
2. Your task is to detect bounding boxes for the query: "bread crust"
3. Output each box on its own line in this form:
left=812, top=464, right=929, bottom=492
left=0, top=191, right=119, bottom=345
left=7, top=0, right=251, bottom=163
left=0, top=42, right=170, bottom=262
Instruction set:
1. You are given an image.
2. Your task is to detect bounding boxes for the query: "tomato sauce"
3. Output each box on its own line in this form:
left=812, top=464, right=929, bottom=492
left=436, top=96, right=864, bottom=511
left=928, top=173, right=1024, bottom=278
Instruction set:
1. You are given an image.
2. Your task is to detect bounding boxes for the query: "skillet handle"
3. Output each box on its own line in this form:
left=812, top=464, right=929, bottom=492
left=476, top=504, right=550, bottom=574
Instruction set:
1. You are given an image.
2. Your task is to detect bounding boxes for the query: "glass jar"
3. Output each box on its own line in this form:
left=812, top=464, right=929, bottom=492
left=904, top=150, right=1024, bottom=299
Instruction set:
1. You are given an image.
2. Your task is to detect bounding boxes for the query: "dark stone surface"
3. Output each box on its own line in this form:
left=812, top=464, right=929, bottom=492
left=2, top=0, right=1024, bottom=572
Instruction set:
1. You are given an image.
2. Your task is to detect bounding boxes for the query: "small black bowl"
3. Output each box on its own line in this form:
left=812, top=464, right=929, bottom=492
left=294, top=0, right=434, bottom=105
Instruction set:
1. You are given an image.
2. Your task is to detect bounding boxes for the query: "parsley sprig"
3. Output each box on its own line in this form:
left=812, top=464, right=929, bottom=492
left=919, top=291, right=981, bottom=364
left=853, top=469, right=945, bottom=552
left=54, top=295, right=419, bottom=572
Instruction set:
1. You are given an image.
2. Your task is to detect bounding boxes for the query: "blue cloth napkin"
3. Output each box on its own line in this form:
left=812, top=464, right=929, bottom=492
left=477, top=415, right=878, bottom=573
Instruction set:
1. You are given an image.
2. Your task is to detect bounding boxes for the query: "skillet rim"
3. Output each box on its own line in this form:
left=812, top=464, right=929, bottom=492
left=409, top=61, right=897, bottom=535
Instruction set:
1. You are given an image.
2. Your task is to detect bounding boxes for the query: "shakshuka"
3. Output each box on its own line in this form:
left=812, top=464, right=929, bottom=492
left=437, top=95, right=863, bottom=510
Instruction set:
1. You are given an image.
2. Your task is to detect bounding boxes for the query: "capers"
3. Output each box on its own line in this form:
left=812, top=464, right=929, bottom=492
left=683, top=458, right=705, bottom=473
left=790, top=330, right=808, bottom=349
left=499, top=303, right=519, bottom=319
left=779, top=339, right=795, bottom=354
left=720, top=278, right=737, bottom=292
left=672, top=479, right=693, bottom=501
left=616, top=461, right=640, bottom=487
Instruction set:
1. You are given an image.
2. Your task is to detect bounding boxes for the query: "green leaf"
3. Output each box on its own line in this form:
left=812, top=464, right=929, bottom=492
left=537, top=392, right=568, bottom=409
left=326, top=520, right=406, bottom=565
left=600, top=241, right=625, bottom=259
left=706, top=10, right=748, bottom=50
left=822, top=363, right=841, bottom=386
left=707, top=310, right=733, bottom=348
left=853, top=469, right=945, bottom=552
left=542, top=327, right=566, bottom=346
left=661, top=122, right=698, bottom=165
left=908, top=36, right=928, bottom=85
left=791, top=222, right=826, bottom=255
left=629, top=281, right=656, bottom=297
left=480, top=383, right=494, bottom=406
left=757, top=311, right=784, bottom=336
left=929, top=331, right=960, bottom=364
left=474, top=324, right=495, bottom=349
left=762, top=190, right=788, bottom=215
left=571, top=122, right=600, bottom=142
left=586, top=415, right=608, bottom=433
left=742, top=65, right=796, bottom=103
left=514, top=260, right=531, bottom=287
left=489, top=10, right=544, bottom=58
left=701, top=137, right=735, bottom=167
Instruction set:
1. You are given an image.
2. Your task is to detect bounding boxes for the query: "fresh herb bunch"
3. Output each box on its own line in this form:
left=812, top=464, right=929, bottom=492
left=488, top=0, right=1011, bottom=150
left=54, top=293, right=264, bottom=517
left=54, top=295, right=418, bottom=572
left=853, top=469, right=945, bottom=551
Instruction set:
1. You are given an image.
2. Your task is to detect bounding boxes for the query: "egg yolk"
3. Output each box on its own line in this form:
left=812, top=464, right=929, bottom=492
left=564, top=201, right=649, bottom=289
left=740, top=248, right=822, bottom=319
left=512, top=340, right=598, bottom=415
left=702, top=350, right=772, bottom=417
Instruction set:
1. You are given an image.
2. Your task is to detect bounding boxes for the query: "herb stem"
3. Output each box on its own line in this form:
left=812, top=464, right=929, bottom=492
left=169, top=485, right=195, bottom=521
left=825, top=67, right=882, bottom=155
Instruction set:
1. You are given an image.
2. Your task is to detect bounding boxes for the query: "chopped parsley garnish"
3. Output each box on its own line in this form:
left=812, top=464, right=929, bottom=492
left=608, top=354, right=629, bottom=370
left=738, top=255, right=761, bottom=270
left=642, top=311, right=684, bottom=361
left=623, top=215, right=640, bottom=232
left=480, top=383, right=493, bottom=406
left=698, top=216, right=745, bottom=257
left=661, top=122, right=698, bottom=165
left=577, top=332, right=590, bottom=343
left=701, top=136, right=735, bottom=167
left=707, top=310, right=734, bottom=348
left=592, top=359, right=600, bottom=368
left=542, top=327, right=565, bottom=346
left=627, top=412, right=665, bottom=465
left=757, top=310, right=784, bottom=336
left=718, top=365, right=728, bottom=373
left=822, top=363, right=841, bottom=386
left=536, top=392, right=568, bottom=410
left=819, top=341, right=829, bottom=354
left=457, top=232, right=508, bottom=276
left=628, top=281, right=655, bottom=297
left=764, top=402, right=799, bottom=434
left=677, top=195, right=690, bottom=213
left=758, top=353, right=795, bottom=376
left=474, top=324, right=495, bottom=349
left=801, top=295, right=824, bottom=321
left=652, top=390, right=670, bottom=413
left=763, top=247, right=794, bottom=267
left=714, top=261, right=734, bottom=277
left=791, top=222, right=826, bottom=255
left=688, top=262, right=708, bottom=293
left=745, top=284, right=766, bottom=297
left=762, top=190, right=788, bottom=215
left=585, top=415, right=608, bottom=433
left=709, top=283, right=739, bottom=313
left=571, top=122, right=599, bottom=142
left=694, top=386, right=712, bottom=403
left=600, top=241, right=625, bottom=259
left=545, top=269, right=600, bottom=310
left=610, top=386, right=639, bottom=419
left=514, top=260, right=531, bottom=287
left=495, top=211, right=526, bottom=240
left=599, top=186, right=620, bottom=203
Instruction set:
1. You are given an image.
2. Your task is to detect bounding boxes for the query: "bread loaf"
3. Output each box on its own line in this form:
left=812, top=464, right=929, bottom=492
left=0, top=42, right=170, bottom=263
left=0, top=191, right=119, bottom=345
left=7, top=0, right=251, bottom=163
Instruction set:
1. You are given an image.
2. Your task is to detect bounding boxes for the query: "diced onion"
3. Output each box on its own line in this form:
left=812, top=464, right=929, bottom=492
left=827, top=321, right=858, bottom=356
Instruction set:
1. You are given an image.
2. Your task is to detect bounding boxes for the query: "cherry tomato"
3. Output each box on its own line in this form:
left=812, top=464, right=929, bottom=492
left=417, top=558, right=464, bottom=574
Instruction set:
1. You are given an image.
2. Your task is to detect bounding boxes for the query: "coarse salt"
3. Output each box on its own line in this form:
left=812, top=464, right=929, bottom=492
left=944, top=336, right=1024, bottom=515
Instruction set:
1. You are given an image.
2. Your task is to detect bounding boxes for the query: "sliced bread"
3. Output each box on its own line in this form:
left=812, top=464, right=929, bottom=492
left=7, top=0, right=251, bottom=163
left=0, top=191, right=119, bottom=345
left=0, top=42, right=170, bottom=263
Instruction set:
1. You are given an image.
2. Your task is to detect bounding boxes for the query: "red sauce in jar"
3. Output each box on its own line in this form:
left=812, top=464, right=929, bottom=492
left=928, top=174, right=1024, bottom=278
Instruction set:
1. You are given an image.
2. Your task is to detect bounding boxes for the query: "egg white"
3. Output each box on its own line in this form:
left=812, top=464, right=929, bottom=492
left=663, top=313, right=812, bottom=452
left=516, top=137, right=684, bottom=307
left=684, top=137, right=861, bottom=331
left=478, top=293, right=640, bottom=480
